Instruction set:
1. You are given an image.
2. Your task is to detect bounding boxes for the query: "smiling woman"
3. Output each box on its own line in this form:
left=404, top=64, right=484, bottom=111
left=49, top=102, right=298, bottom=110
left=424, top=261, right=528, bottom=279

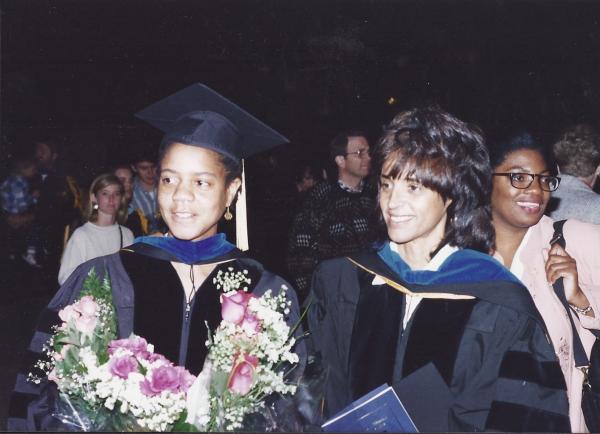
left=308, top=107, right=572, bottom=432
left=378, top=172, right=451, bottom=266
left=158, top=144, right=241, bottom=242
left=489, top=133, right=600, bottom=432
left=8, top=84, right=305, bottom=431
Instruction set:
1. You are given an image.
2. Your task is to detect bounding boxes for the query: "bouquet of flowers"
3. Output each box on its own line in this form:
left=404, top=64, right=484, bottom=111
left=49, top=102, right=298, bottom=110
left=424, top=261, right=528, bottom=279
left=185, top=268, right=301, bottom=431
left=30, top=267, right=311, bottom=432
left=29, top=270, right=196, bottom=431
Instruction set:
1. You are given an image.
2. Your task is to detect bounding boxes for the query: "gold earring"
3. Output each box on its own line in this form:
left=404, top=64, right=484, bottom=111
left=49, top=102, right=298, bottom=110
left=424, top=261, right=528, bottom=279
left=224, top=206, right=233, bottom=221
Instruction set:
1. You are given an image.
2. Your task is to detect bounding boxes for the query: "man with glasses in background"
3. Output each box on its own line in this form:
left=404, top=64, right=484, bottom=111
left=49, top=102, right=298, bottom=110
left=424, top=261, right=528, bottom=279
left=287, top=130, right=377, bottom=303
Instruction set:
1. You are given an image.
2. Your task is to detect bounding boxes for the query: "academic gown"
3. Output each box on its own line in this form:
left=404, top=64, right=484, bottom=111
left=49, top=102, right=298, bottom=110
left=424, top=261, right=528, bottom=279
left=308, top=245, right=571, bottom=432
left=8, top=236, right=304, bottom=431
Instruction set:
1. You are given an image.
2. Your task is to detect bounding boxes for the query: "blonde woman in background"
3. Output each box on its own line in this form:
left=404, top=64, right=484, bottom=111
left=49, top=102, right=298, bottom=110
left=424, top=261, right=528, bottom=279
left=9, top=84, right=305, bottom=431
left=58, top=173, right=134, bottom=284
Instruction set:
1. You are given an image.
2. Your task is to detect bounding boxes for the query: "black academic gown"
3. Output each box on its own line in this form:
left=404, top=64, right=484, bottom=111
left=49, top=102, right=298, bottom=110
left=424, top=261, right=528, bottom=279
left=308, top=249, right=571, bottom=432
left=8, top=243, right=305, bottom=431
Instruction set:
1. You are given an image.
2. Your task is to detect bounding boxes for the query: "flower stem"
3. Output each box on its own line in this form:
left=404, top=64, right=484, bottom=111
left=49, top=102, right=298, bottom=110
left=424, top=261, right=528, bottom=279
left=288, top=298, right=312, bottom=339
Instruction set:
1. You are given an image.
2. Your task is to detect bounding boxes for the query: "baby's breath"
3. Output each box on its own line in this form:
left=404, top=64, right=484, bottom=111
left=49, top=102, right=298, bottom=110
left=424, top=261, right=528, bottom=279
left=192, top=284, right=299, bottom=431
left=212, top=268, right=252, bottom=294
left=28, top=268, right=191, bottom=431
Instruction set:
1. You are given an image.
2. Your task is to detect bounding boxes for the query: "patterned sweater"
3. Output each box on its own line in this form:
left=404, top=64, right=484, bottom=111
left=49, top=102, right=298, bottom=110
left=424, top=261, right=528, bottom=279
left=286, top=180, right=377, bottom=302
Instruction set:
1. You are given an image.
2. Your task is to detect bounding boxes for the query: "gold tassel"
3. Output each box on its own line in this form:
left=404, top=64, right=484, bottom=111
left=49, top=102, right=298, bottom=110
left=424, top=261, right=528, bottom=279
left=235, top=159, right=249, bottom=251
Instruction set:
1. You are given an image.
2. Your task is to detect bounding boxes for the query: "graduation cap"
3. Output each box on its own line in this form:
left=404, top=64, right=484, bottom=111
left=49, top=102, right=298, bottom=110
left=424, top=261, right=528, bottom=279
left=135, top=83, right=290, bottom=251
left=135, top=83, right=289, bottom=161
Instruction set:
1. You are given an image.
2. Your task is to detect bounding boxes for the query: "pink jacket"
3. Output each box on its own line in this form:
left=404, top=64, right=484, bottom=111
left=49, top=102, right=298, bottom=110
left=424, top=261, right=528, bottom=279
left=496, top=215, right=600, bottom=432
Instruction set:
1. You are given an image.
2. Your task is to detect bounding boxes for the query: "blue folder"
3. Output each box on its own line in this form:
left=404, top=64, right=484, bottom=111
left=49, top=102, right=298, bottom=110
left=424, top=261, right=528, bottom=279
left=321, top=384, right=418, bottom=432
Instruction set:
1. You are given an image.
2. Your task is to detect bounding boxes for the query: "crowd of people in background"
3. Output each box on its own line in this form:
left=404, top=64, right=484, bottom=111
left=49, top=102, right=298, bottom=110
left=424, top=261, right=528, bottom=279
left=1, top=127, right=383, bottom=299
left=3, top=103, right=600, bottom=431
left=2, top=122, right=600, bottom=298
left=0, top=138, right=165, bottom=292
left=1, top=139, right=82, bottom=287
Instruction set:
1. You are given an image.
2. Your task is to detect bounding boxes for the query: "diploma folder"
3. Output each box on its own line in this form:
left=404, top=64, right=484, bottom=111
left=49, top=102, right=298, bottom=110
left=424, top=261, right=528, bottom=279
left=321, top=384, right=418, bottom=432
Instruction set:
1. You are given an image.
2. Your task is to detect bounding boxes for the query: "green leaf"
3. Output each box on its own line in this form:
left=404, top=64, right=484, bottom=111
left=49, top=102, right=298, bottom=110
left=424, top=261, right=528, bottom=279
left=54, top=335, right=78, bottom=347
left=78, top=268, right=118, bottom=351
left=211, top=370, right=229, bottom=396
left=171, top=410, right=199, bottom=432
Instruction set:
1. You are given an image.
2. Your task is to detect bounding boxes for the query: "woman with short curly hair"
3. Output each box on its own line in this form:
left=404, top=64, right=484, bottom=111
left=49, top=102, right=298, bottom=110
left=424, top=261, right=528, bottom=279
left=309, top=107, right=570, bottom=432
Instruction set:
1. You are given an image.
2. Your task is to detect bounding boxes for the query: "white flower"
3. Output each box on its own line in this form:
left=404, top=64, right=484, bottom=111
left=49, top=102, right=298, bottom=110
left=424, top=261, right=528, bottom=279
left=214, top=267, right=252, bottom=294
left=189, top=286, right=300, bottom=431
left=185, top=359, right=213, bottom=429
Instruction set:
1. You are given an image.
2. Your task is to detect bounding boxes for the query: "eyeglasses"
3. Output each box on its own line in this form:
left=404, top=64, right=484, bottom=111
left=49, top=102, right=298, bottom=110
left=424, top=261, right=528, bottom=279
left=492, top=172, right=561, bottom=192
left=345, top=148, right=371, bottom=159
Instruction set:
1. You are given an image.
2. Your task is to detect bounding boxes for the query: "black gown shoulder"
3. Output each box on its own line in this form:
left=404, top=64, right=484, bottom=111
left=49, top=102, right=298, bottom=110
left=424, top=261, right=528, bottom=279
left=308, top=251, right=571, bottom=432
left=119, top=250, right=264, bottom=375
left=8, top=247, right=305, bottom=431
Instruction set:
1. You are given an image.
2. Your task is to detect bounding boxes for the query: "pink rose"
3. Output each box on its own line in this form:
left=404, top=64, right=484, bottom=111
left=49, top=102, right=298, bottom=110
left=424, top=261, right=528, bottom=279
left=76, top=296, right=98, bottom=317
left=221, top=290, right=256, bottom=325
left=147, top=352, right=168, bottom=364
left=240, top=311, right=261, bottom=336
left=53, top=344, right=72, bottom=362
left=58, top=297, right=99, bottom=335
left=48, top=368, right=58, bottom=383
left=109, top=336, right=150, bottom=358
left=74, top=314, right=97, bottom=335
left=58, top=305, right=80, bottom=323
left=140, top=365, right=180, bottom=396
left=175, top=366, right=196, bottom=393
left=109, top=355, right=139, bottom=379
left=227, top=353, right=258, bottom=395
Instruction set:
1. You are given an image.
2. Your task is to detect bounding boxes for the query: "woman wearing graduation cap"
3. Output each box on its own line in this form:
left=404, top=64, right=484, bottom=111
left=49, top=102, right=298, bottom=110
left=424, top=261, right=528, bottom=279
left=308, top=107, right=571, bottom=432
left=8, top=84, right=304, bottom=431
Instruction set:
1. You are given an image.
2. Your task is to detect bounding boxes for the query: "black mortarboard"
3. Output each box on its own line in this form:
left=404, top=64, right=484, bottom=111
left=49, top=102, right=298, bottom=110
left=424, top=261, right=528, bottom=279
left=134, top=83, right=289, bottom=162
left=135, top=83, right=289, bottom=251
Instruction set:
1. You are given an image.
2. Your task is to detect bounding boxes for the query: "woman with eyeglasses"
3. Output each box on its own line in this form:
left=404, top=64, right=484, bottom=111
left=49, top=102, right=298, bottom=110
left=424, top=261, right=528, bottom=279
left=309, top=110, right=571, bottom=432
left=490, top=132, right=600, bottom=432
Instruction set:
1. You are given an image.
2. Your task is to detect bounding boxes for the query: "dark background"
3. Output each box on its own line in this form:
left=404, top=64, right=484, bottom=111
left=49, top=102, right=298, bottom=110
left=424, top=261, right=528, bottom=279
left=2, top=0, right=600, bottom=182
left=1, top=1, right=600, bottom=428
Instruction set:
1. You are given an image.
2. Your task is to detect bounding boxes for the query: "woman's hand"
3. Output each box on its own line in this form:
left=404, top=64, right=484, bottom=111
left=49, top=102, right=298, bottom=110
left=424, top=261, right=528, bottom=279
left=544, top=244, right=594, bottom=317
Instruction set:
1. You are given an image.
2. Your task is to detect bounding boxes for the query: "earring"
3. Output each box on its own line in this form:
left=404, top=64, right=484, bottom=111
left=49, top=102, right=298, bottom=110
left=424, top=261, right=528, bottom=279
left=224, top=206, right=233, bottom=221
left=93, top=203, right=99, bottom=210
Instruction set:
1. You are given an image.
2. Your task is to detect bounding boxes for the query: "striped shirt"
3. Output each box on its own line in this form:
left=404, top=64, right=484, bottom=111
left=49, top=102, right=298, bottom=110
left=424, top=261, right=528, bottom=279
left=130, top=177, right=158, bottom=233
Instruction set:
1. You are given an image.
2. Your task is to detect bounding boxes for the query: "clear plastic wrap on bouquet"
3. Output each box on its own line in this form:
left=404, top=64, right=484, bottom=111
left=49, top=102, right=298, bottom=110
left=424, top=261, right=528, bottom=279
left=48, top=393, right=144, bottom=432
left=234, top=353, right=328, bottom=433
left=185, top=286, right=327, bottom=432
left=269, top=353, right=328, bottom=432
left=30, top=271, right=196, bottom=432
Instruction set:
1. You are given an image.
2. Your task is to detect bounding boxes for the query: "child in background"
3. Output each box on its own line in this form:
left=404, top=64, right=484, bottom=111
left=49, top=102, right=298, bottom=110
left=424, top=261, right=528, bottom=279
left=0, top=157, right=42, bottom=267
